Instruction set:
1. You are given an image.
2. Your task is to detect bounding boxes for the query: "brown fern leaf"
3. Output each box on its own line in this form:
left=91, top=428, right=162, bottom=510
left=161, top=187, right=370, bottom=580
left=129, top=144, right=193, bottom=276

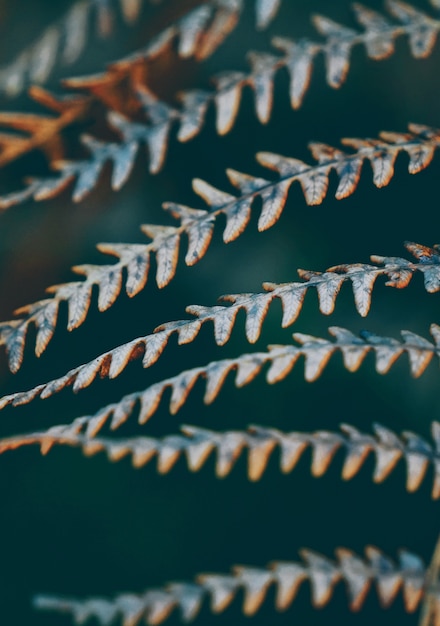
left=34, top=546, right=429, bottom=623
left=2, top=324, right=440, bottom=428
left=0, top=238, right=437, bottom=373
left=0, top=0, right=244, bottom=172
left=3, top=420, right=440, bottom=497
left=0, top=87, right=93, bottom=169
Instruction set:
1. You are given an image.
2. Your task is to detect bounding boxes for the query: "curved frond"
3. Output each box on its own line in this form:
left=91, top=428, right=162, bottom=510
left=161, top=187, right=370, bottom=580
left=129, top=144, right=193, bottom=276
left=174, top=0, right=440, bottom=132
left=0, top=238, right=438, bottom=373
left=3, top=324, right=440, bottom=427
left=34, top=546, right=429, bottom=623
left=3, top=420, right=440, bottom=497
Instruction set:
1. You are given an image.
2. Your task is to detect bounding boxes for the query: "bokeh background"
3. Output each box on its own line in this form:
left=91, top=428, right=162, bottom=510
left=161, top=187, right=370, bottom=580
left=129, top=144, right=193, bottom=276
left=0, top=0, right=440, bottom=624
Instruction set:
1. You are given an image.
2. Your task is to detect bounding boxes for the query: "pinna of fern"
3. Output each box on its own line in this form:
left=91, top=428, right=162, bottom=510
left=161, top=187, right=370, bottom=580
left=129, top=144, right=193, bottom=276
left=3, top=321, right=440, bottom=438
left=1, top=0, right=440, bottom=206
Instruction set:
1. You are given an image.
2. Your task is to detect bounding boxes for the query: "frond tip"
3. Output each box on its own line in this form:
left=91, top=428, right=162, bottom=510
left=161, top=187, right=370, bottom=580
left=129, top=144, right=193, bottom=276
left=3, top=421, right=440, bottom=497
left=34, top=546, right=430, bottom=624
left=3, top=324, right=440, bottom=430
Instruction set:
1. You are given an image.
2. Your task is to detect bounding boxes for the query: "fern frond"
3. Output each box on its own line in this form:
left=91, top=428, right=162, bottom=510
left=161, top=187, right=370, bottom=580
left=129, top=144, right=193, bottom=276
left=0, top=0, right=283, bottom=100
left=34, top=546, right=429, bottom=623
left=3, top=324, right=440, bottom=428
left=202, top=0, right=440, bottom=129
left=48, top=1, right=440, bottom=141
left=0, top=237, right=438, bottom=373
left=3, top=420, right=440, bottom=497
left=157, top=0, right=440, bottom=135
left=0, top=0, right=243, bottom=171
left=1, top=117, right=438, bottom=210
left=0, top=0, right=147, bottom=98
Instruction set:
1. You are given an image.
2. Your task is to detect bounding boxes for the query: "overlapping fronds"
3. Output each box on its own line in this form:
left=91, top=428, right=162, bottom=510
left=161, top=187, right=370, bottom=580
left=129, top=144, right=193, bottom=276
left=0, top=238, right=438, bottom=374
left=3, top=324, right=440, bottom=428
left=2, top=0, right=440, bottom=206
left=3, top=420, right=440, bottom=497
left=0, top=0, right=246, bottom=171
left=0, top=0, right=147, bottom=98
left=0, top=131, right=437, bottom=371
left=0, top=87, right=94, bottom=171
left=34, top=546, right=431, bottom=624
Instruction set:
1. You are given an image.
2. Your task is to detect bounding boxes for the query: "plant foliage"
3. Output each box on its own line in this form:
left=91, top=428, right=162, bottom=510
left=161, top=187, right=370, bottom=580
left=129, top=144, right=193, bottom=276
left=1, top=1, right=440, bottom=626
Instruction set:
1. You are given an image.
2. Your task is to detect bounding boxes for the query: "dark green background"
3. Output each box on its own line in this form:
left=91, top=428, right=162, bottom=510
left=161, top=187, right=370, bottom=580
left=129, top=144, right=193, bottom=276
left=0, top=0, right=439, bottom=624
